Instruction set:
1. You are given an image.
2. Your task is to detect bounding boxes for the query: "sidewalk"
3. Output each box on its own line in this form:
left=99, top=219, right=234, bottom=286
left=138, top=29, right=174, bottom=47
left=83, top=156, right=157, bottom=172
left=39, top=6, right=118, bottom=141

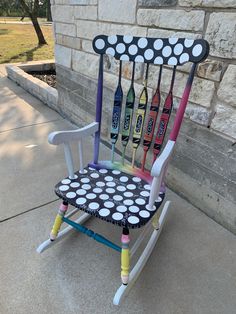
left=0, top=65, right=235, bottom=314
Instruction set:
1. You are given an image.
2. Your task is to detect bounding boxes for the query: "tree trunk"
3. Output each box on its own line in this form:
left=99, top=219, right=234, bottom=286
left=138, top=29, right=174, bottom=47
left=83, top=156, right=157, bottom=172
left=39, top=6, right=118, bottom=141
left=31, top=14, right=47, bottom=45
left=18, top=0, right=47, bottom=45
left=47, top=0, right=52, bottom=22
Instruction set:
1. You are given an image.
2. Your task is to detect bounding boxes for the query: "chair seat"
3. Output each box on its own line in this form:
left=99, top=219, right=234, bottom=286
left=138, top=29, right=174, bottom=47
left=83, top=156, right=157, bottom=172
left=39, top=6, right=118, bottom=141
left=55, top=166, right=165, bottom=229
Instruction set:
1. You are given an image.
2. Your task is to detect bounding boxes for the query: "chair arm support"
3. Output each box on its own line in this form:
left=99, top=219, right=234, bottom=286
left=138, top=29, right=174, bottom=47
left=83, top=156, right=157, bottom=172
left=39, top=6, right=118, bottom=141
left=48, top=122, right=99, bottom=145
left=151, top=140, right=175, bottom=177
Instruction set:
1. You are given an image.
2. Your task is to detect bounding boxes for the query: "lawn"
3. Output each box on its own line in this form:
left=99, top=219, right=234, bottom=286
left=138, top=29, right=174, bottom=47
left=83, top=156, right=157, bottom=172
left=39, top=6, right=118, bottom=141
left=0, top=23, right=54, bottom=64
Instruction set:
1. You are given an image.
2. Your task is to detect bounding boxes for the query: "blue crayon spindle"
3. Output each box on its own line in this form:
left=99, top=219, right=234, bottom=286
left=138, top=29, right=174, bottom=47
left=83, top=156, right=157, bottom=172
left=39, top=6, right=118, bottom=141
left=110, top=61, right=123, bottom=163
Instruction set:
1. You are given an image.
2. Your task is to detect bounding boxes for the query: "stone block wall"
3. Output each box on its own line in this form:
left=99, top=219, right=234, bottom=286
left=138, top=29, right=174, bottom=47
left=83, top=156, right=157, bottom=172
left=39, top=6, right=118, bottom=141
left=50, top=0, right=236, bottom=233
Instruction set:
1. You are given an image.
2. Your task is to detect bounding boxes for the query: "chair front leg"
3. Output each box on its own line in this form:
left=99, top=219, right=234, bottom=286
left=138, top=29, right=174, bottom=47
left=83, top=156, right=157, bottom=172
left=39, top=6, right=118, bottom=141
left=121, top=228, right=130, bottom=285
left=50, top=201, right=69, bottom=241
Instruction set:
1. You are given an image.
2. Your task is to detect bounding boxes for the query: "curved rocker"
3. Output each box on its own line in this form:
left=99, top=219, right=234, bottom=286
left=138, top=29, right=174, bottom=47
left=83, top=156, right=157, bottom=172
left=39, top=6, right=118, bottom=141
left=113, top=201, right=170, bottom=305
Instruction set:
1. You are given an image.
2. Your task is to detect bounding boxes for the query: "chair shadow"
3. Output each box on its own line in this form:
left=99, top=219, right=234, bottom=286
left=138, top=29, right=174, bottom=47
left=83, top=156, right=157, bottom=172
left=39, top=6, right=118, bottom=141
left=3, top=45, right=42, bottom=64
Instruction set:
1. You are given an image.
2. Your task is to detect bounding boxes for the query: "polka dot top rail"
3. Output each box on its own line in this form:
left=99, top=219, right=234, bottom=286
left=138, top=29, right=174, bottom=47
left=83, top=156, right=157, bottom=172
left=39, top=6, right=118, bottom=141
left=55, top=167, right=164, bottom=229
left=93, top=35, right=209, bottom=65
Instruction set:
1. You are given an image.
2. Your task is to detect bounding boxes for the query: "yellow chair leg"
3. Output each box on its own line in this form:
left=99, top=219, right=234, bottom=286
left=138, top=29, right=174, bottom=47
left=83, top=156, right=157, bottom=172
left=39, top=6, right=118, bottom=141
left=50, top=202, right=68, bottom=241
left=121, top=228, right=130, bottom=285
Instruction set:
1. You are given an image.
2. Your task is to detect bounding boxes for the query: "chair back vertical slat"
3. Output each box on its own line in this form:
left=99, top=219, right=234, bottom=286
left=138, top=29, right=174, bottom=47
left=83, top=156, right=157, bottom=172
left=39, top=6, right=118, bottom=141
left=93, top=54, right=104, bottom=164
left=121, top=62, right=136, bottom=165
left=131, top=64, right=149, bottom=167
left=169, top=64, right=196, bottom=141
left=110, top=61, right=123, bottom=163
left=63, top=143, right=75, bottom=179
left=141, top=65, right=163, bottom=171
left=152, top=66, right=177, bottom=163
left=78, top=140, right=84, bottom=173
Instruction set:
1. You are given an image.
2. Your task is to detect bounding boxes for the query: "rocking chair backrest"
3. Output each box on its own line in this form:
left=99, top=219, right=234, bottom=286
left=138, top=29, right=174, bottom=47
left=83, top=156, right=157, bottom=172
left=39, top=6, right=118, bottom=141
left=92, top=35, right=209, bottom=175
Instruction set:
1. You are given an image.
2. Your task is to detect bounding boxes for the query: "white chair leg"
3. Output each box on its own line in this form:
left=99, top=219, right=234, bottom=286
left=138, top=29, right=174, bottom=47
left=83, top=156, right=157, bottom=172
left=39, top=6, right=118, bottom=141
left=113, top=200, right=171, bottom=306
left=36, top=212, right=91, bottom=253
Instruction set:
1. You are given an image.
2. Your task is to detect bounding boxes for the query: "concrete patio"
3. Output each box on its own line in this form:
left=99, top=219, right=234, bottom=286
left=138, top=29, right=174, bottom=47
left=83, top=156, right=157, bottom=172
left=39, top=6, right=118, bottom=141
left=0, top=65, right=235, bottom=314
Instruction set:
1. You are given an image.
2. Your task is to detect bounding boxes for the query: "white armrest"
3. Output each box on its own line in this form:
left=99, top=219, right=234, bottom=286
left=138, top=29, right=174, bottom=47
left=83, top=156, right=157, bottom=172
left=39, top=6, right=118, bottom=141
left=151, top=140, right=175, bottom=177
left=48, top=122, right=99, bottom=145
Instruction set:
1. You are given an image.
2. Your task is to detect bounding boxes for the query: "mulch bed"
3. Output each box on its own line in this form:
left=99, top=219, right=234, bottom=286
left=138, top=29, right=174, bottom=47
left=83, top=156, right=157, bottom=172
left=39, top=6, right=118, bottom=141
left=28, top=70, right=57, bottom=89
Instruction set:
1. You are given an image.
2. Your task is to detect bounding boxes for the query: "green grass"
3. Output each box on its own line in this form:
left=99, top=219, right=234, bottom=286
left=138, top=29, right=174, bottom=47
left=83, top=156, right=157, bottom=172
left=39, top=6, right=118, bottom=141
left=0, top=17, right=47, bottom=23
left=0, top=23, right=54, bottom=64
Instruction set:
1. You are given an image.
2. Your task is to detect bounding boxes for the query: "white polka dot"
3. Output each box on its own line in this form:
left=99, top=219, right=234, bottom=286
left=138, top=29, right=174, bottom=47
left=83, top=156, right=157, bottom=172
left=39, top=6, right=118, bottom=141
left=117, top=185, right=126, bottom=192
left=156, top=196, right=162, bottom=202
left=61, top=179, right=71, bottom=184
left=99, top=208, right=110, bottom=217
left=104, top=201, right=114, bottom=208
left=106, top=188, right=115, bottom=194
left=89, top=167, right=95, bottom=171
left=86, top=193, right=96, bottom=200
left=106, top=47, right=115, bottom=56
left=89, top=202, right=99, bottom=210
left=69, top=175, right=78, bottom=180
left=128, top=216, right=140, bottom=224
left=93, top=188, right=102, bottom=193
left=169, top=38, right=178, bottom=45
left=76, top=189, right=86, bottom=196
left=99, top=169, right=108, bottom=174
left=162, top=46, right=172, bottom=57
left=112, top=170, right=121, bottom=175
left=138, top=38, right=148, bottom=49
left=154, top=56, right=163, bottom=64
left=106, top=181, right=116, bottom=187
left=76, top=198, right=86, bottom=205
left=95, top=38, right=105, bottom=50
left=154, top=39, right=163, bottom=50
left=174, top=43, right=183, bottom=55
left=124, top=199, right=134, bottom=206
left=116, top=43, right=126, bottom=54
left=112, top=212, right=123, bottom=221
left=81, top=178, right=90, bottom=183
left=129, top=205, right=139, bottom=213
left=59, top=185, right=69, bottom=191
left=168, top=57, right=178, bottom=65
left=144, top=49, right=154, bottom=60
left=141, top=191, right=149, bottom=197
left=104, top=176, right=113, bottom=182
left=90, top=173, right=99, bottom=179
left=66, top=192, right=76, bottom=198
left=108, top=35, right=117, bottom=44
left=70, top=182, right=80, bottom=188
left=146, top=204, right=156, bottom=211
left=120, top=54, right=130, bottom=61
left=132, top=177, right=141, bottom=183
left=179, top=53, right=189, bottom=64
left=184, top=39, right=194, bottom=48
left=128, top=44, right=138, bottom=55
left=79, top=169, right=88, bottom=174
left=124, top=191, right=133, bottom=197
left=96, top=181, right=105, bottom=187
left=135, top=55, right=144, bottom=63
left=192, top=44, right=203, bottom=57
left=117, top=205, right=127, bottom=213
left=139, top=210, right=150, bottom=218
left=127, top=184, right=136, bottom=190
left=144, top=184, right=151, bottom=190
left=123, top=35, right=133, bottom=43
left=120, top=176, right=128, bottom=183
left=135, top=198, right=146, bottom=205
left=113, top=195, right=123, bottom=202
left=82, top=184, right=91, bottom=190
left=99, top=194, right=109, bottom=200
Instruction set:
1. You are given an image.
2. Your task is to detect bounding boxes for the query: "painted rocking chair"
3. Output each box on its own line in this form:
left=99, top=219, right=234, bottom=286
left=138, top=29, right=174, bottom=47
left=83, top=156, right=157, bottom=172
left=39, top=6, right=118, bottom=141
left=37, top=35, right=209, bottom=305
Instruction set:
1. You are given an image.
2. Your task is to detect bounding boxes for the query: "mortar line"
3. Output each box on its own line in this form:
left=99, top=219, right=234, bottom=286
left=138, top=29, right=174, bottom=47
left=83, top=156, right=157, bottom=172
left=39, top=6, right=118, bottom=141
left=0, top=198, right=59, bottom=223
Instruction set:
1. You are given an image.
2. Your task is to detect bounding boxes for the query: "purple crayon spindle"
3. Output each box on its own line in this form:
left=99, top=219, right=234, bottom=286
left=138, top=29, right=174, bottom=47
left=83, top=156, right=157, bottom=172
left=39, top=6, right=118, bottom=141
left=93, top=54, right=104, bottom=164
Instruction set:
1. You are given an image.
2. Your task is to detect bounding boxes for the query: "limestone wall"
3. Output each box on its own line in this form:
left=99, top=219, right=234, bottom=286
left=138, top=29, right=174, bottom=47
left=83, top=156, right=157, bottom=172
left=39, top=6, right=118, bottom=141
left=50, top=0, right=236, bottom=233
